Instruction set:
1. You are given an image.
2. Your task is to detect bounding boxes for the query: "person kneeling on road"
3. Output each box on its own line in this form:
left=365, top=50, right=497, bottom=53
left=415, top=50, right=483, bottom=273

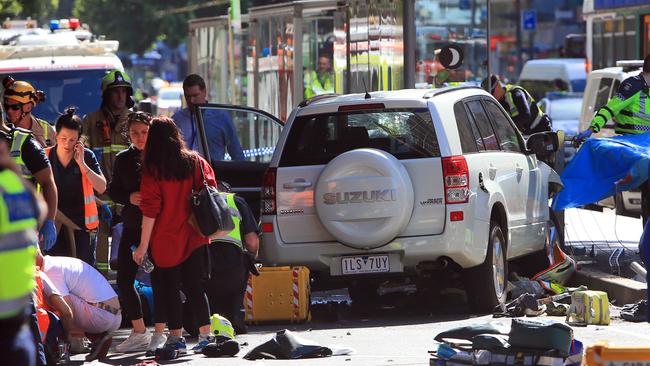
left=35, top=249, right=121, bottom=362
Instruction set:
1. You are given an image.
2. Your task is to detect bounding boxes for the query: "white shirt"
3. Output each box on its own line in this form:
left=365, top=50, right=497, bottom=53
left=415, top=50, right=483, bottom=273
left=42, top=255, right=116, bottom=303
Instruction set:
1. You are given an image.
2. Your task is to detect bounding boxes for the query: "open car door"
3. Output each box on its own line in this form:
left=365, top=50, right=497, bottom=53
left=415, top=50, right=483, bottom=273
left=194, top=104, right=284, bottom=219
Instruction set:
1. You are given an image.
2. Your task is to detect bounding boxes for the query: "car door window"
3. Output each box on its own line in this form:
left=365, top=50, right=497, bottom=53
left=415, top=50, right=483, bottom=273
left=196, top=105, right=283, bottom=163
left=466, top=100, right=499, bottom=151
left=483, top=100, right=523, bottom=153
left=454, top=102, right=480, bottom=153
left=611, top=79, right=620, bottom=98
left=594, top=78, right=613, bottom=109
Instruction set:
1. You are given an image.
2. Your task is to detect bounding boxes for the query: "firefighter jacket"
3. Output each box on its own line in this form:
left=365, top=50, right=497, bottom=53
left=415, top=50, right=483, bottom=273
left=590, top=74, right=650, bottom=135
left=82, top=108, right=129, bottom=181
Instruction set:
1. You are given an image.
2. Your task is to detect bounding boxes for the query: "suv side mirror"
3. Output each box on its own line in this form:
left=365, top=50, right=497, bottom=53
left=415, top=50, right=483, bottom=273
left=526, top=131, right=559, bottom=157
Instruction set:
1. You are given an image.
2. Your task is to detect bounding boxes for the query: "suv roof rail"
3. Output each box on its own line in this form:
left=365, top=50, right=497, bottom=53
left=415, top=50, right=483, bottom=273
left=423, top=85, right=482, bottom=99
left=616, top=60, right=643, bottom=71
left=298, top=93, right=339, bottom=107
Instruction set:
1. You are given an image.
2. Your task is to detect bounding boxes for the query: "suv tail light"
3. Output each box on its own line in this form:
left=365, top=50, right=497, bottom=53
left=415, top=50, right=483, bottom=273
left=442, top=156, right=469, bottom=204
left=261, top=168, right=277, bottom=215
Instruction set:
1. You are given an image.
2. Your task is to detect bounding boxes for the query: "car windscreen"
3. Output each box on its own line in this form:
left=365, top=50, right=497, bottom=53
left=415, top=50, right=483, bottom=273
left=548, top=99, right=581, bottom=121
left=279, top=108, right=439, bottom=167
left=159, top=89, right=182, bottom=100
left=8, top=69, right=108, bottom=124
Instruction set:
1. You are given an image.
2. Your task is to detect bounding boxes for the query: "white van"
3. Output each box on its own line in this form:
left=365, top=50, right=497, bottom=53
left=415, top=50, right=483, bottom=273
left=518, top=58, right=587, bottom=100
left=578, top=60, right=643, bottom=217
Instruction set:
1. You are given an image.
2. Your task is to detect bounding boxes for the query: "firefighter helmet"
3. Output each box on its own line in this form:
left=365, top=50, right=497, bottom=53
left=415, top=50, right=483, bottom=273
left=3, top=79, right=42, bottom=105
left=101, top=70, right=133, bottom=95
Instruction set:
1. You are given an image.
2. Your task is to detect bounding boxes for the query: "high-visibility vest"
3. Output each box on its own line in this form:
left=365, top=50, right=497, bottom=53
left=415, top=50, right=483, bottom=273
left=504, top=84, right=547, bottom=132
left=33, top=116, right=55, bottom=148
left=304, top=71, right=334, bottom=99
left=45, top=147, right=99, bottom=230
left=0, top=169, right=38, bottom=319
left=8, top=127, right=35, bottom=180
left=212, top=193, right=242, bottom=248
left=34, top=269, right=51, bottom=342
left=590, top=74, right=650, bottom=135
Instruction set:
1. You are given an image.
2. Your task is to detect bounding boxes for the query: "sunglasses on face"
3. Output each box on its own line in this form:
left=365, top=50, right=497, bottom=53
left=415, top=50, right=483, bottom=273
left=128, top=111, right=152, bottom=123
left=3, top=103, right=22, bottom=111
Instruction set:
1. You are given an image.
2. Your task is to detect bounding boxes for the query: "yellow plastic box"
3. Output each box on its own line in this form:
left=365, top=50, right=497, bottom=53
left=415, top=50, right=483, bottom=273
left=585, top=342, right=650, bottom=365
left=243, top=266, right=311, bottom=324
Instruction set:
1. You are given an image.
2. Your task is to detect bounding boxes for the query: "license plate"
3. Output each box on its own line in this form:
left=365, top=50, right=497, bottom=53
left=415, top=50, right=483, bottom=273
left=341, top=255, right=390, bottom=275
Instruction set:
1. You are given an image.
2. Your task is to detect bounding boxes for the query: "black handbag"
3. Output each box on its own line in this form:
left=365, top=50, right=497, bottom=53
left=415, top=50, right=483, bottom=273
left=189, top=157, right=235, bottom=238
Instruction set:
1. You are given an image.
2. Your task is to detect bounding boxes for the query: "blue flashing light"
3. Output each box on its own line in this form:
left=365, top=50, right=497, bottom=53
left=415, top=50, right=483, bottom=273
left=49, top=19, right=60, bottom=31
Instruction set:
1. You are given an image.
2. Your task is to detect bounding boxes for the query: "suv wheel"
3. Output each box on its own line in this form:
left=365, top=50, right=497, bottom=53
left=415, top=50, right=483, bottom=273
left=465, top=220, right=507, bottom=313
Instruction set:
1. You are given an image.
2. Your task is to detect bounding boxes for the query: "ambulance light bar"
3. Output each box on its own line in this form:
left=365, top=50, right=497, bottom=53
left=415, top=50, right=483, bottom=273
left=0, top=40, right=119, bottom=60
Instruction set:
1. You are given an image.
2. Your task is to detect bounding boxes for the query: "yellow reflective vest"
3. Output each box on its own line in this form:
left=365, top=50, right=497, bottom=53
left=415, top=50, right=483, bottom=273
left=9, top=128, right=35, bottom=181
left=0, top=169, right=38, bottom=319
left=212, top=193, right=242, bottom=248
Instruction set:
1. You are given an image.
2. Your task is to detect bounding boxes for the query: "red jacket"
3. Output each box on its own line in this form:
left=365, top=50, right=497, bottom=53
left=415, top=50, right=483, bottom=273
left=140, top=155, right=217, bottom=268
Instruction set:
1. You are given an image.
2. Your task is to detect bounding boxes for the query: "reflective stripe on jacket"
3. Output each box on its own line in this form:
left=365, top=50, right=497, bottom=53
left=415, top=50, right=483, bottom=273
left=9, top=128, right=34, bottom=180
left=44, top=147, right=99, bottom=230
left=213, top=193, right=242, bottom=248
left=0, top=169, right=38, bottom=319
left=504, top=84, right=545, bottom=131
left=590, top=75, right=650, bottom=135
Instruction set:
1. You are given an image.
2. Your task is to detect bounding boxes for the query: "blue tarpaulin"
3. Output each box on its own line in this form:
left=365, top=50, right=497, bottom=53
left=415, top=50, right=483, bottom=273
left=552, top=134, right=650, bottom=210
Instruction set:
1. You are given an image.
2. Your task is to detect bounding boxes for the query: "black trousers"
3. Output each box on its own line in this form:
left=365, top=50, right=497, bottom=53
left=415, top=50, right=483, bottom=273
left=48, top=229, right=96, bottom=267
left=116, top=227, right=144, bottom=322
left=151, top=246, right=210, bottom=330
left=203, top=243, right=248, bottom=328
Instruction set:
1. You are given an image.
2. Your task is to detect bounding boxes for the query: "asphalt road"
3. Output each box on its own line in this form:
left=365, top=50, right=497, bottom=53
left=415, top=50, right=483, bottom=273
left=72, top=290, right=650, bottom=366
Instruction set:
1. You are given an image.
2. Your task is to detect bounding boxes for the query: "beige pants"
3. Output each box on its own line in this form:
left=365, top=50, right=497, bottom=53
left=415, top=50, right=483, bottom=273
left=67, top=294, right=121, bottom=335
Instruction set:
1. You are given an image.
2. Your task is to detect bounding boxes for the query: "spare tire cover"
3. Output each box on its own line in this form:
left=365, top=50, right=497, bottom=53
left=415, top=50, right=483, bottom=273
left=314, top=148, right=414, bottom=249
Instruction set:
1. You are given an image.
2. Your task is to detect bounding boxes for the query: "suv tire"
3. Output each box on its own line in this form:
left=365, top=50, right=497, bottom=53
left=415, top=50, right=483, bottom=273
left=465, top=220, right=507, bottom=313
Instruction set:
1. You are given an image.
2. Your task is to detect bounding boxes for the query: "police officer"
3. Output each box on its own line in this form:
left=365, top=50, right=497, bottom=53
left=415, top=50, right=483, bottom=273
left=82, top=70, right=133, bottom=273
left=304, top=54, right=334, bottom=99
left=482, top=74, right=552, bottom=135
left=2, top=77, right=55, bottom=148
left=203, top=183, right=260, bottom=335
left=0, top=134, right=47, bottom=366
left=1, top=106, right=58, bottom=252
left=577, top=54, right=650, bottom=223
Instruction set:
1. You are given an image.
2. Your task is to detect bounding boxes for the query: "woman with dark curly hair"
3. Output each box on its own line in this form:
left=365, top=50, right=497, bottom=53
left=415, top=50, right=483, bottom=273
left=109, top=112, right=168, bottom=353
left=132, top=116, right=216, bottom=357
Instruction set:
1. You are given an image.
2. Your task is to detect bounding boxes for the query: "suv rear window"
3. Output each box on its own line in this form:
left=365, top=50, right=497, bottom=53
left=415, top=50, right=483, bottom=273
left=279, top=108, right=439, bottom=166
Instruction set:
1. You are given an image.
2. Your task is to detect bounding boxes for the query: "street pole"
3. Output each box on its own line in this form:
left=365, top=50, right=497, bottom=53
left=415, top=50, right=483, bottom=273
left=516, top=0, right=523, bottom=76
left=487, top=0, right=491, bottom=87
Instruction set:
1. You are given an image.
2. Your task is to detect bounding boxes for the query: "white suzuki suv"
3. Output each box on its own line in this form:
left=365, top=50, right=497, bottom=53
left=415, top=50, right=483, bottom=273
left=200, top=87, right=561, bottom=312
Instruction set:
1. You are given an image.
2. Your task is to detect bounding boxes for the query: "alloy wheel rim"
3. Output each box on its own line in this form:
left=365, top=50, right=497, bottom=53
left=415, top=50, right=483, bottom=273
left=492, top=235, right=506, bottom=299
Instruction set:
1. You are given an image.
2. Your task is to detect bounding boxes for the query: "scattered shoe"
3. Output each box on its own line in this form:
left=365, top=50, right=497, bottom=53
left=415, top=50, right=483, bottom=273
left=621, top=300, right=648, bottom=322
left=115, top=330, right=151, bottom=353
left=202, top=339, right=240, bottom=357
left=85, top=332, right=112, bottom=362
left=146, top=332, right=167, bottom=356
left=69, top=337, right=91, bottom=354
left=191, top=334, right=214, bottom=353
left=162, top=336, right=187, bottom=354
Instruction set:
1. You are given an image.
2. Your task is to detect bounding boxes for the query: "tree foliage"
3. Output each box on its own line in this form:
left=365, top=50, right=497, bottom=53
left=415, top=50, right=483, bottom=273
left=74, top=0, right=223, bottom=55
left=0, top=0, right=57, bottom=23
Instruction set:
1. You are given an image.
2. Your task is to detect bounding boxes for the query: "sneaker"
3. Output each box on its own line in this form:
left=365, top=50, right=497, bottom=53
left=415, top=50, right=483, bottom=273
left=146, top=332, right=167, bottom=356
left=85, top=332, right=112, bottom=362
left=191, top=334, right=214, bottom=353
left=162, top=336, right=187, bottom=355
left=115, top=330, right=151, bottom=353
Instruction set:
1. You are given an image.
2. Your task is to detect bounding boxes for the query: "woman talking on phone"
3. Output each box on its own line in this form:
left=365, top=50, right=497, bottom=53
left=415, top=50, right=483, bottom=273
left=45, top=107, right=106, bottom=266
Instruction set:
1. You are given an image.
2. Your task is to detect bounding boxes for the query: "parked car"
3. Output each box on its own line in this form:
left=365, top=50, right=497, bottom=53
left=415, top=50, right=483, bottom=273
left=156, top=85, right=184, bottom=116
left=200, top=87, right=562, bottom=312
left=538, top=92, right=583, bottom=165
left=518, top=58, right=587, bottom=100
left=578, top=60, right=642, bottom=217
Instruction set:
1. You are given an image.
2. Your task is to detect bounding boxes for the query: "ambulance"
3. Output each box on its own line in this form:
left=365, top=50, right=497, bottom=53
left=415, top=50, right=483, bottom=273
left=0, top=18, right=124, bottom=123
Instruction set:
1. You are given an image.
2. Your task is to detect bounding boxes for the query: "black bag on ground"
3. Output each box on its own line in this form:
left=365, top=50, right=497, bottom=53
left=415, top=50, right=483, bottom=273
left=189, top=157, right=235, bottom=238
left=508, top=318, right=573, bottom=357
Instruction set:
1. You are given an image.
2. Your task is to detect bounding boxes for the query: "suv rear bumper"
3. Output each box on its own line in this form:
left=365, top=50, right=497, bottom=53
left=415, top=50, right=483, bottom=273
left=259, top=214, right=490, bottom=277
